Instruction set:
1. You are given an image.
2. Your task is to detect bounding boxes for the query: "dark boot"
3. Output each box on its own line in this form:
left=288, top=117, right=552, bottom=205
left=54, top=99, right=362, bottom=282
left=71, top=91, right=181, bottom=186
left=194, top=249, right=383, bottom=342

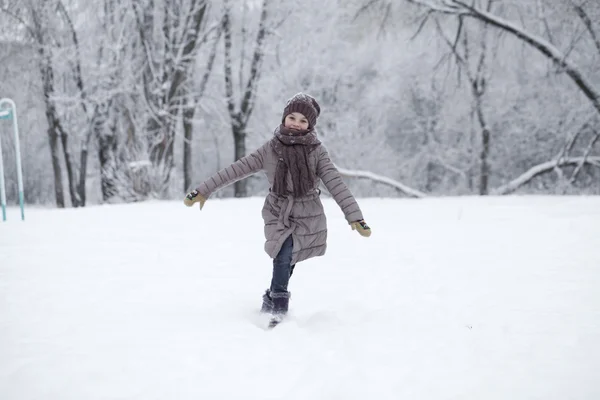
left=268, top=291, right=291, bottom=328
left=260, top=289, right=274, bottom=313
left=271, top=291, right=290, bottom=315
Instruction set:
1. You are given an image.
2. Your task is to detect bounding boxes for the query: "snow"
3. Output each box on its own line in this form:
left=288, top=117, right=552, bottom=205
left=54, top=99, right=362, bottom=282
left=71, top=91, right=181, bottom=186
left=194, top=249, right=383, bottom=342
left=1, top=196, right=600, bottom=400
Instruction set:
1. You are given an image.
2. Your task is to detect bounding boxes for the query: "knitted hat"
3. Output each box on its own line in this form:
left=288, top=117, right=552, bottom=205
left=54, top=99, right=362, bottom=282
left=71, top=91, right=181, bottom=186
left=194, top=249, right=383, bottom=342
left=281, top=93, right=321, bottom=128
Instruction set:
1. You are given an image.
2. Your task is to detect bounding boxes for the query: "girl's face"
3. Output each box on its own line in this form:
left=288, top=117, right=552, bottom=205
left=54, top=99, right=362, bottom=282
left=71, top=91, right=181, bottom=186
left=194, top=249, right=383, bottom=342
left=284, top=112, right=309, bottom=131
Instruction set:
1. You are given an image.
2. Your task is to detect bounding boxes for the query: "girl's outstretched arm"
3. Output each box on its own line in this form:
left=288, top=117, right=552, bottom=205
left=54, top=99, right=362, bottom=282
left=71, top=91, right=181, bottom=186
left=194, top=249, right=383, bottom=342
left=184, top=142, right=268, bottom=208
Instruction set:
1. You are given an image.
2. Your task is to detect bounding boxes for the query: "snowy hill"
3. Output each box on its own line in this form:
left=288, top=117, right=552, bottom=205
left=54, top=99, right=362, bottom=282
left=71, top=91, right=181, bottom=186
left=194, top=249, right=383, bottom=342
left=1, top=196, right=600, bottom=400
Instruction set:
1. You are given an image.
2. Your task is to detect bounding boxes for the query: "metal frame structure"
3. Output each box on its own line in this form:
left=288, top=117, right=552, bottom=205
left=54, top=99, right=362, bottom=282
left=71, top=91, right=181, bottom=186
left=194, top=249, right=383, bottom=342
left=0, top=98, right=24, bottom=221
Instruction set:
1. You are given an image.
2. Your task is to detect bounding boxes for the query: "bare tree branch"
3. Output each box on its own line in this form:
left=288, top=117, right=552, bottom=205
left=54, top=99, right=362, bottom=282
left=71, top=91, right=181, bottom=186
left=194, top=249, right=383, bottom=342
left=556, top=114, right=594, bottom=163
left=409, top=0, right=600, bottom=116
left=196, top=24, right=223, bottom=105
left=453, top=0, right=600, bottom=115
left=240, top=0, right=269, bottom=124
left=407, top=0, right=462, bottom=14
left=560, top=25, right=587, bottom=66
left=536, top=0, right=555, bottom=44
left=0, top=6, right=35, bottom=37
left=377, top=3, right=392, bottom=38
left=474, top=2, right=491, bottom=89
left=239, top=0, right=248, bottom=97
left=353, top=0, right=380, bottom=22
left=56, top=1, right=87, bottom=116
left=131, top=1, right=158, bottom=82
left=222, top=4, right=236, bottom=121
left=554, top=120, right=586, bottom=179
left=433, top=17, right=469, bottom=76
left=572, top=1, right=600, bottom=56
left=410, top=9, right=435, bottom=40
left=569, top=130, right=600, bottom=183
left=453, top=15, right=464, bottom=51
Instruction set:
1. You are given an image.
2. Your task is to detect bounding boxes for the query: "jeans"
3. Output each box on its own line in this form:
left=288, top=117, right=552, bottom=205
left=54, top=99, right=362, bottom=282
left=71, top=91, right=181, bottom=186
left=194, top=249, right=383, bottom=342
left=270, top=235, right=296, bottom=293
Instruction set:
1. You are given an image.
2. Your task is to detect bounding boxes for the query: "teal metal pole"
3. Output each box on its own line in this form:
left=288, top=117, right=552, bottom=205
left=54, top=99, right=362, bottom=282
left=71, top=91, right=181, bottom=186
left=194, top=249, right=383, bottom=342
left=0, top=122, right=6, bottom=221
left=0, top=99, right=24, bottom=221
left=8, top=100, right=25, bottom=221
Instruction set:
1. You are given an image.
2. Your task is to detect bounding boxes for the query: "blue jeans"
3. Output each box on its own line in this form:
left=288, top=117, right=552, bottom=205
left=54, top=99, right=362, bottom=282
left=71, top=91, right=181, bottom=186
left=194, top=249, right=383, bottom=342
left=270, top=235, right=296, bottom=293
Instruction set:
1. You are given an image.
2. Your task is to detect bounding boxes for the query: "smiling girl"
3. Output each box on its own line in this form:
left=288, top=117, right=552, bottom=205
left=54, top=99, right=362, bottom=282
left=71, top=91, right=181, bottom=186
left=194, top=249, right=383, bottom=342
left=184, top=93, right=371, bottom=327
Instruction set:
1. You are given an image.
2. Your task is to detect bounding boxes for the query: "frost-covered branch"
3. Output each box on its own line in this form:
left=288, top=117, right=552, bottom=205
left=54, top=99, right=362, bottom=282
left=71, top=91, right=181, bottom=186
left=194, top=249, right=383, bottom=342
left=572, top=1, right=600, bottom=56
left=0, top=6, right=35, bottom=37
left=554, top=115, right=595, bottom=177
left=240, top=0, right=269, bottom=124
left=491, top=157, right=600, bottom=195
left=408, top=0, right=600, bottom=116
left=407, top=0, right=462, bottom=14
left=454, top=0, right=600, bottom=116
left=335, top=165, right=427, bottom=198
left=569, top=131, right=600, bottom=183
left=222, top=4, right=236, bottom=120
left=222, top=0, right=271, bottom=197
left=56, top=1, right=87, bottom=115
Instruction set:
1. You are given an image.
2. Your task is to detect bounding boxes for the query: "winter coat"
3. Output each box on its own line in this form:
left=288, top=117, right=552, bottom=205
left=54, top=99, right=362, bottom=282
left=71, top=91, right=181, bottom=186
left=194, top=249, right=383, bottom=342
left=194, top=134, right=364, bottom=265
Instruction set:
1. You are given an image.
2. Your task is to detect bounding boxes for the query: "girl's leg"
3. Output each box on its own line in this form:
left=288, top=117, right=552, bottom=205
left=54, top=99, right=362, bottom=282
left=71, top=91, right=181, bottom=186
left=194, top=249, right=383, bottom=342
left=270, top=235, right=294, bottom=293
left=267, top=235, right=294, bottom=316
left=261, top=262, right=295, bottom=313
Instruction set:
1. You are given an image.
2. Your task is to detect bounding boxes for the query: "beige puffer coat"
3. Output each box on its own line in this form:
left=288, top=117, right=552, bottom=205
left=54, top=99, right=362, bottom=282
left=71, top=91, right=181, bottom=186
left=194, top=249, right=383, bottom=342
left=195, top=134, right=364, bottom=265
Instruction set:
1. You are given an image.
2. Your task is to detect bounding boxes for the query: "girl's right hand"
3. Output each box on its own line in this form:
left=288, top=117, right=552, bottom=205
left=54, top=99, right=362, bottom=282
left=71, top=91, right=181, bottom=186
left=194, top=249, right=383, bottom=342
left=184, top=190, right=207, bottom=210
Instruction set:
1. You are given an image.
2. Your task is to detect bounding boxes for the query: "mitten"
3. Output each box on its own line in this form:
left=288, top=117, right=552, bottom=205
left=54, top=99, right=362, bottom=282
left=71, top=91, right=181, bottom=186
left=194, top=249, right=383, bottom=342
left=184, top=189, right=207, bottom=210
left=350, top=219, right=371, bottom=237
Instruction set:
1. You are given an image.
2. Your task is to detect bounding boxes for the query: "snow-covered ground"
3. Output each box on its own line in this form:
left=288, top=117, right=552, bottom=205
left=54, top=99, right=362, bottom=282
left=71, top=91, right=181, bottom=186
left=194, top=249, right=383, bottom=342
left=1, top=196, right=600, bottom=400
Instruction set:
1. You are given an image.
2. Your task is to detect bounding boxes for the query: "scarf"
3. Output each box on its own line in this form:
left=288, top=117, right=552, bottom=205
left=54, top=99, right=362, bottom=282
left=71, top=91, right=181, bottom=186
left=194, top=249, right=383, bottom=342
left=270, top=124, right=321, bottom=197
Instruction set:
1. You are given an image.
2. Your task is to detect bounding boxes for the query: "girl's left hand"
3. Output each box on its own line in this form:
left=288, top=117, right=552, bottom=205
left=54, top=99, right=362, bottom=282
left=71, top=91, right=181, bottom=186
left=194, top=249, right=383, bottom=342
left=350, top=220, right=371, bottom=237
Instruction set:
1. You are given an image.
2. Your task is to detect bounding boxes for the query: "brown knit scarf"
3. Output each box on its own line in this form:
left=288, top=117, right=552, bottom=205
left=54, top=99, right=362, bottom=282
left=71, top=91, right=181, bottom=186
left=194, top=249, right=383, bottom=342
left=270, top=124, right=321, bottom=197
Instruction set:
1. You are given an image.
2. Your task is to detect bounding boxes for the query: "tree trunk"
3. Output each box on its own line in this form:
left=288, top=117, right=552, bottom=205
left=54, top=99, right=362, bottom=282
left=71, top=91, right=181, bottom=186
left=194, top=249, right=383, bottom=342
left=38, top=35, right=80, bottom=207
left=479, top=127, right=491, bottom=195
left=134, top=0, right=208, bottom=197
left=78, top=143, right=89, bottom=205
left=475, top=95, right=490, bottom=195
left=183, top=23, right=222, bottom=193
left=232, top=118, right=247, bottom=197
left=58, top=121, right=81, bottom=207
left=32, top=4, right=65, bottom=208
left=98, top=131, right=118, bottom=202
left=425, top=161, right=434, bottom=192
left=55, top=0, right=89, bottom=207
left=78, top=121, right=98, bottom=206
left=47, top=122, right=65, bottom=208
left=222, top=0, right=270, bottom=197
left=39, top=45, right=65, bottom=207
left=183, top=105, right=194, bottom=193
left=162, top=119, right=176, bottom=188
left=96, top=100, right=119, bottom=202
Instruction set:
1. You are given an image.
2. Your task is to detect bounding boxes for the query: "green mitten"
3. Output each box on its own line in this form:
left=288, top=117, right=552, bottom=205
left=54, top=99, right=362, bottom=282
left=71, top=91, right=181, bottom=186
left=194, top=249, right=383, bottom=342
left=350, top=220, right=371, bottom=237
left=184, top=189, right=207, bottom=210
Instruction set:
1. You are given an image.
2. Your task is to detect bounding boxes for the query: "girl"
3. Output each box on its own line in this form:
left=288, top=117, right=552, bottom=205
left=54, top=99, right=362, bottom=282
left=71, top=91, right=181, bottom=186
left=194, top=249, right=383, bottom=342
left=184, top=93, right=371, bottom=327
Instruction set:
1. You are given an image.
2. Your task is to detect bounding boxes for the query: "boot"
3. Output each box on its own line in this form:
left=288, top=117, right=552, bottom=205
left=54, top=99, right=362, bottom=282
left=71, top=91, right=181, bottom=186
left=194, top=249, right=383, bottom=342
left=260, top=289, right=274, bottom=313
left=268, top=291, right=291, bottom=328
left=271, top=291, right=290, bottom=315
